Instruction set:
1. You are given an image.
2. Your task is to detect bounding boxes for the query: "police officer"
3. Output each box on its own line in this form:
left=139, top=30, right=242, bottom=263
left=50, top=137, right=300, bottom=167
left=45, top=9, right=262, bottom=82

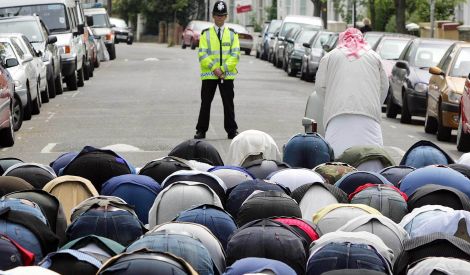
left=194, top=0, right=240, bottom=139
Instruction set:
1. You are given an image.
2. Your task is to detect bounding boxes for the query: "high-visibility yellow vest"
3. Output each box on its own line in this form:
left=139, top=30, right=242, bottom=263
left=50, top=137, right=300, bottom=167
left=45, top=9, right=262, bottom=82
left=198, top=25, right=240, bottom=80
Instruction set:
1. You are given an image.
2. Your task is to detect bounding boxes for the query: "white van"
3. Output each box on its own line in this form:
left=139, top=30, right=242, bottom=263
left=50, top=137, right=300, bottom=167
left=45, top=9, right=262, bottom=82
left=0, top=0, right=87, bottom=91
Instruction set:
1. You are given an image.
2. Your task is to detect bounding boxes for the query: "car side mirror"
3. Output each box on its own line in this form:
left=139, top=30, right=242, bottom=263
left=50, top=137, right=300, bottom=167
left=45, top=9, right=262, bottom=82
left=23, top=54, right=33, bottom=62
left=36, top=50, right=42, bottom=57
left=287, top=38, right=294, bottom=44
left=396, top=60, right=410, bottom=74
left=47, top=36, right=57, bottom=44
left=322, top=44, right=331, bottom=52
left=278, top=37, right=284, bottom=42
left=429, top=66, right=445, bottom=76
left=86, top=15, right=94, bottom=27
left=111, top=24, right=116, bottom=28
left=3, top=58, right=19, bottom=68
left=303, top=42, right=311, bottom=48
left=258, top=34, right=262, bottom=38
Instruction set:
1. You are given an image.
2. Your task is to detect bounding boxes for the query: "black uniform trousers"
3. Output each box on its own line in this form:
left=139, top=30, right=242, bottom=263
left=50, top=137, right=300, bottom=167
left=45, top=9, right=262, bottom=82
left=196, top=79, right=238, bottom=134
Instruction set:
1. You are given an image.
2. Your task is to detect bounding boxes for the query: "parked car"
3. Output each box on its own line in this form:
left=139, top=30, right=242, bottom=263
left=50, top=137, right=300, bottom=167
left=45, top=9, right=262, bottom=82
left=0, top=15, right=61, bottom=102
left=458, top=73, right=470, bottom=151
left=285, top=29, right=317, bottom=76
left=426, top=42, right=470, bottom=141
left=84, top=25, right=97, bottom=78
left=272, top=15, right=324, bottom=68
left=225, top=23, right=253, bottom=55
left=181, top=20, right=212, bottom=50
left=375, top=36, right=414, bottom=107
left=0, top=61, right=15, bottom=146
left=256, top=22, right=269, bottom=59
left=0, top=36, right=41, bottom=124
left=386, top=38, right=455, bottom=124
left=84, top=7, right=116, bottom=60
left=258, top=19, right=281, bottom=60
left=300, top=31, right=337, bottom=82
left=110, top=17, right=133, bottom=45
left=281, top=26, right=302, bottom=70
left=0, top=0, right=88, bottom=91
left=364, top=31, right=386, bottom=49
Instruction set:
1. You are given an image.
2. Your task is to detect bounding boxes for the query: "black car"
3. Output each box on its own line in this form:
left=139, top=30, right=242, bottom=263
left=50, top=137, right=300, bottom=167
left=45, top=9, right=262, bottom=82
left=281, top=27, right=302, bottom=71
left=285, top=29, right=317, bottom=77
left=386, top=38, right=455, bottom=123
left=110, top=17, right=133, bottom=45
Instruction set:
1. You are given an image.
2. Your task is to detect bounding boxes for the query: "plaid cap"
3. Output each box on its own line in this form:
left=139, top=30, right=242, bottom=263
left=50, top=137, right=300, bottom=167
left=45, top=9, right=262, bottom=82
left=313, top=162, right=357, bottom=185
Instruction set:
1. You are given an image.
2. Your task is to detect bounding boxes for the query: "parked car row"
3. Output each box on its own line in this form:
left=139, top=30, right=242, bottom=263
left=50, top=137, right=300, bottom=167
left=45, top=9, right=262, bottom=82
left=181, top=20, right=254, bottom=55
left=0, top=0, right=130, bottom=148
left=294, top=29, right=470, bottom=153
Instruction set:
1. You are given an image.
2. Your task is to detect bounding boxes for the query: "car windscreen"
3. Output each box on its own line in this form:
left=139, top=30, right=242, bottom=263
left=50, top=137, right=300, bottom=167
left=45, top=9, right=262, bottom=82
left=0, top=4, right=69, bottom=33
left=0, top=42, right=16, bottom=61
left=267, top=20, right=282, bottom=33
left=0, top=21, right=44, bottom=43
left=297, top=30, right=316, bottom=44
left=377, top=39, right=409, bottom=60
left=364, top=33, right=382, bottom=48
left=90, top=14, right=110, bottom=28
left=411, top=42, right=451, bottom=68
left=110, top=18, right=127, bottom=28
left=280, top=22, right=320, bottom=37
left=450, top=47, right=470, bottom=78
left=313, top=33, right=333, bottom=49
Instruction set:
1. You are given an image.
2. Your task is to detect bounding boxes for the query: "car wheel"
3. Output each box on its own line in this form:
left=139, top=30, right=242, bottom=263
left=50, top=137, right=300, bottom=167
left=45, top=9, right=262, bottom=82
left=457, top=115, right=470, bottom=152
left=32, top=82, right=41, bottom=115
left=109, top=44, right=117, bottom=60
left=386, top=89, right=399, bottom=119
left=127, top=38, right=133, bottom=45
left=287, top=61, right=297, bottom=76
left=245, top=49, right=251, bottom=55
left=24, top=85, right=32, bottom=120
left=48, top=76, right=56, bottom=99
left=0, top=109, right=14, bottom=147
left=88, top=62, right=94, bottom=78
left=55, top=74, right=64, bottom=95
left=400, top=92, right=412, bottom=124
left=41, top=79, right=50, bottom=103
left=424, top=111, right=438, bottom=134
left=77, top=63, right=85, bottom=88
left=83, top=61, right=90, bottom=81
left=437, top=103, right=452, bottom=141
left=65, top=72, right=78, bottom=91
left=94, top=55, right=100, bottom=68
left=190, top=39, right=196, bottom=50
left=182, top=39, right=187, bottom=49
left=300, top=64, right=305, bottom=80
left=12, top=94, right=23, bottom=131
left=256, top=50, right=260, bottom=58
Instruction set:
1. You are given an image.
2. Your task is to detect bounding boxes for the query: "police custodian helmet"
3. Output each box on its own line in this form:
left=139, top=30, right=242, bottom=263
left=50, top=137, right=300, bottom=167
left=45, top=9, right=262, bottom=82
left=213, top=0, right=228, bottom=16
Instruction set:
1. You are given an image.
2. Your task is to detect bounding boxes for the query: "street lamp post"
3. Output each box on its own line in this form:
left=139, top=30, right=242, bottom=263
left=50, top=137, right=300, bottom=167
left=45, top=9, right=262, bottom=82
left=430, top=0, right=436, bottom=38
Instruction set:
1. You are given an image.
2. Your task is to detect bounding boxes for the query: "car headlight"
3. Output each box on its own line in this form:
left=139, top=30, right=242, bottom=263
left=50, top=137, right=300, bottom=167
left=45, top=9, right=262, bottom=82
left=448, top=90, right=461, bottom=104
left=59, top=45, right=71, bottom=55
left=414, top=83, right=428, bottom=93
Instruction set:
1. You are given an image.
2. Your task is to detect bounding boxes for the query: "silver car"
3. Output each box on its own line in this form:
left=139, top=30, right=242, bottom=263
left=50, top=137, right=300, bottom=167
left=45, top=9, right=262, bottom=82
left=225, top=23, right=254, bottom=55
left=0, top=36, right=41, bottom=122
left=84, top=8, right=116, bottom=60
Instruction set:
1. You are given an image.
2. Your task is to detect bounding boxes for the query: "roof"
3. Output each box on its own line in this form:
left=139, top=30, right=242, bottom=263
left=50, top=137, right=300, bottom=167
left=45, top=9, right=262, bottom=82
left=0, top=0, right=77, bottom=8
left=83, top=8, right=108, bottom=15
left=0, top=15, right=38, bottom=22
left=283, top=15, right=323, bottom=26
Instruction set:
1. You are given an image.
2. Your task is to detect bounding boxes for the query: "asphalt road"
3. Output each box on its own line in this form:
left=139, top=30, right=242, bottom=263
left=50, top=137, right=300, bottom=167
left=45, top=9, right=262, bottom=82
left=0, top=43, right=464, bottom=168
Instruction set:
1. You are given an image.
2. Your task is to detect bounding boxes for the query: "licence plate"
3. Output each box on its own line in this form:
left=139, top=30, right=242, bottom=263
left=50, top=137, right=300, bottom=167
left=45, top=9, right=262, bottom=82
left=116, top=35, right=127, bottom=39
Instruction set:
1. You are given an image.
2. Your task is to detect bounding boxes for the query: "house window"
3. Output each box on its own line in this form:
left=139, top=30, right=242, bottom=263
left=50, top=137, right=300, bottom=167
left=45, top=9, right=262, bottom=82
left=300, top=0, right=307, bottom=15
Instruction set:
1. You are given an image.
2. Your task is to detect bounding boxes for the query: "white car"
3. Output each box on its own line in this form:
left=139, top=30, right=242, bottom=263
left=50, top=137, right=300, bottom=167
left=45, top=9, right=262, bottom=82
left=0, top=36, right=41, bottom=121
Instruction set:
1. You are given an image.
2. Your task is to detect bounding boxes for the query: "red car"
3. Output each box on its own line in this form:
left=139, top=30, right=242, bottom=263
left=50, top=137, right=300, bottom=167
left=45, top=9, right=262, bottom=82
left=181, top=20, right=212, bottom=50
left=457, top=73, right=470, bottom=151
left=0, top=62, right=15, bottom=147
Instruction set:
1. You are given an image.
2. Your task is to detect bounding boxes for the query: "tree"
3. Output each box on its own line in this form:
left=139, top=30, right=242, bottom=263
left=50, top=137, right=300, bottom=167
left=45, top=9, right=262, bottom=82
left=311, top=0, right=327, bottom=27
left=268, top=0, right=277, bottom=20
left=394, top=0, right=406, bottom=33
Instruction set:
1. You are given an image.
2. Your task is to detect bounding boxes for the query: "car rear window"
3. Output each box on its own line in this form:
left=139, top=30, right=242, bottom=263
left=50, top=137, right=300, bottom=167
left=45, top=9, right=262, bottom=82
left=377, top=39, right=409, bottom=60
left=450, top=47, right=470, bottom=78
left=411, top=42, right=452, bottom=68
left=0, top=21, right=44, bottom=43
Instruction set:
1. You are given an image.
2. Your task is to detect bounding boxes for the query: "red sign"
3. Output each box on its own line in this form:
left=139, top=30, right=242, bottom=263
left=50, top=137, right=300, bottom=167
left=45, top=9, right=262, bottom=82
left=236, top=5, right=252, bottom=13
left=236, top=0, right=252, bottom=13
